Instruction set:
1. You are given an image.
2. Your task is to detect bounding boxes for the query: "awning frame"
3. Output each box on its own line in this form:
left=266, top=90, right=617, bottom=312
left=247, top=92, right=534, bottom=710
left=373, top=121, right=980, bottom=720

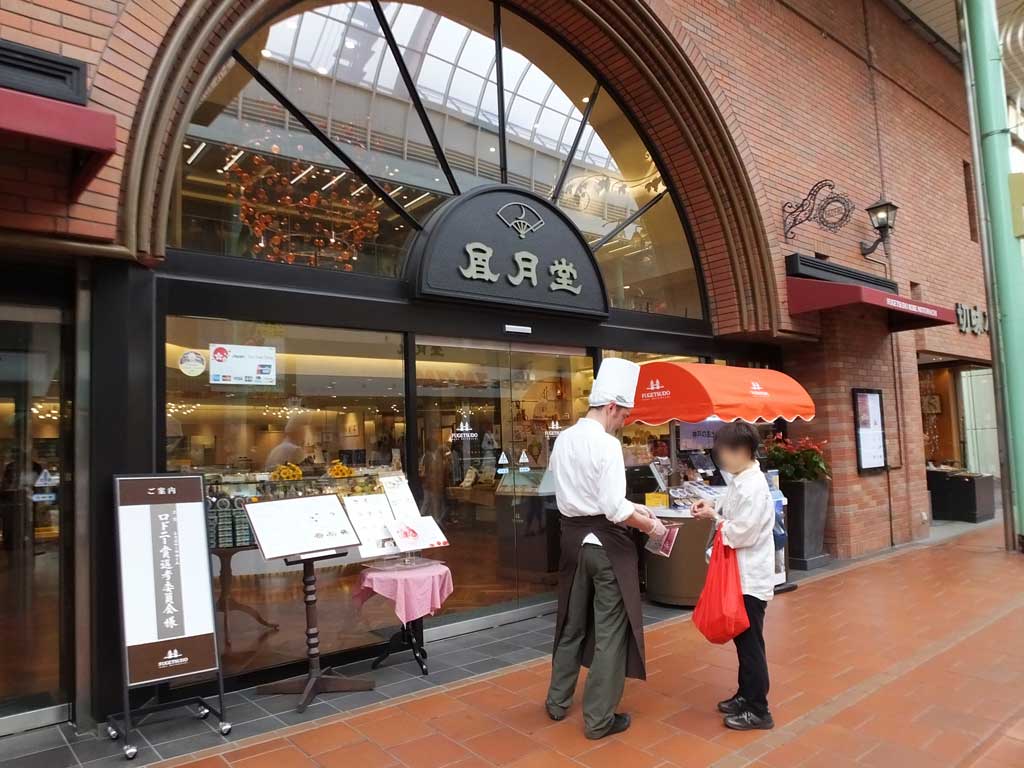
left=786, top=276, right=956, bottom=331
left=0, top=86, right=117, bottom=198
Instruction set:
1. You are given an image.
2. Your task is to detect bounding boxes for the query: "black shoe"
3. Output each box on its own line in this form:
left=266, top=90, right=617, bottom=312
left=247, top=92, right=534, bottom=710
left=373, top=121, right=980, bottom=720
left=586, top=713, right=631, bottom=740
left=724, top=710, right=774, bottom=731
left=717, top=694, right=746, bottom=715
left=545, top=703, right=566, bottom=722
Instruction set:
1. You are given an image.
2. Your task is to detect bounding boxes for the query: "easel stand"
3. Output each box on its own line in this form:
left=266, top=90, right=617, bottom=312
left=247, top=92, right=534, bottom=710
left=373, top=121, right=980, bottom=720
left=256, top=554, right=374, bottom=712
left=372, top=618, right=428, bottom=675
left=106, top=668, right=230, bottom=760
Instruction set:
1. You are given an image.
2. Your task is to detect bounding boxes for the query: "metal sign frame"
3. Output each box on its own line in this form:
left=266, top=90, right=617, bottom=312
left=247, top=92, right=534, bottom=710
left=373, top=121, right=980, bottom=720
left=108, top=473, right=230, bottom=760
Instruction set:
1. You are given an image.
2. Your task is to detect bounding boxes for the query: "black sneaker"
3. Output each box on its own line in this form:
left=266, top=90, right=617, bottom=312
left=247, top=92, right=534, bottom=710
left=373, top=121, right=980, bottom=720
left=724, top=710, right=775, bottom=731
left=586, top=713, right=631, bottom=740
left=717, top=694, right=746, bottom=715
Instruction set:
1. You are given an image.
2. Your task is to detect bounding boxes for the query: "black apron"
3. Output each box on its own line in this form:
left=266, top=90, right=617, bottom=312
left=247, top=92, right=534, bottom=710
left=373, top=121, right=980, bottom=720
left=552, top=515, right=646, bottom=680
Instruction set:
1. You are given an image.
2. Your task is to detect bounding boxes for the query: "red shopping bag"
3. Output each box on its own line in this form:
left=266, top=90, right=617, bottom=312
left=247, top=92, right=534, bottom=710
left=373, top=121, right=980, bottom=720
left=693, top=529, right=750, bottom=643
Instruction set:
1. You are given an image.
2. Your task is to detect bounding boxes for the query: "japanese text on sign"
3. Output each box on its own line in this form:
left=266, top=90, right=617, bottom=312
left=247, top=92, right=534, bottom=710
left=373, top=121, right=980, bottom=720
left=458, top=242, right=583, bottom=295
left=151, top=505, right=185, bottom=639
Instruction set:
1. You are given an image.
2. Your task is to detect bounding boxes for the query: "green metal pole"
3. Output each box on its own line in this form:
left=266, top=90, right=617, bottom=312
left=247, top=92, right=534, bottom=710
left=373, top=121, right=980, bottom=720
left=965, top=0, right=1024, bottom=550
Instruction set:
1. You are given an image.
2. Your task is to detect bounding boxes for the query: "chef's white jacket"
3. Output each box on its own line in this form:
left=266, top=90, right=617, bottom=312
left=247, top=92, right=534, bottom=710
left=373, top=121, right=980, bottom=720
left=714, top=461, right=776, bottom=602
left=549, top=417, right=634, bottom=545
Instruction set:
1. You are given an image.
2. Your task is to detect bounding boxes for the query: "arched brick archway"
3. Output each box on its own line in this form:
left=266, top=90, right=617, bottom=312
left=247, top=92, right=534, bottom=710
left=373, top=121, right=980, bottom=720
left=108, top=0, right=777, bottom=336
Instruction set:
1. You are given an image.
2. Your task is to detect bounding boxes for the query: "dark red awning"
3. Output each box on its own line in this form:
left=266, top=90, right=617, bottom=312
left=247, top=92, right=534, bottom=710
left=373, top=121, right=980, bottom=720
left=786, top=277, right=956, bottom=331
left=0, top=87, right=116, bottom=198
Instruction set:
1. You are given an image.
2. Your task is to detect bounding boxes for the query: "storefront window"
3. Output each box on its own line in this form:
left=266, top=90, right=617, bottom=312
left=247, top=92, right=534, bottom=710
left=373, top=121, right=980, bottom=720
left=165, top=316, right=406, bottom=675
left=170, top=1, right=704, bottom=319
left=414, top=338, right=591, bottom=614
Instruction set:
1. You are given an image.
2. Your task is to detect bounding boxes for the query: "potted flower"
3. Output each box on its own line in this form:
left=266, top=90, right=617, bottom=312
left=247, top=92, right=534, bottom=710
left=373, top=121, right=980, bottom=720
left=765, top=434, right=831, bottom=570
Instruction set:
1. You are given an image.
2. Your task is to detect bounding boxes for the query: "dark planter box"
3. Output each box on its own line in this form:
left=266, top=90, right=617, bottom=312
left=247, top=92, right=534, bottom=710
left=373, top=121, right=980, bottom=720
left=782, top=479, right=831, bottom=571
left=945, top=473, right=996, bottom=523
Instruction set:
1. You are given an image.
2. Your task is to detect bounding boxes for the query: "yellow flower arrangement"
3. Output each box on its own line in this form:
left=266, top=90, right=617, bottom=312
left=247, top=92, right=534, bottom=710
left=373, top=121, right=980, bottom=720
left=269, top=462, right=303, bottom=481
left=327, top=459, right=356, bottom=478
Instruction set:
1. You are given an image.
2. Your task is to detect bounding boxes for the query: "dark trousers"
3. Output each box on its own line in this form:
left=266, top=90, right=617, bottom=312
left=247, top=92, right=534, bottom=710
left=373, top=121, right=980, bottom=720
left=547, top=545, right=629, bottom=737
left=733, top=594, right=769, bottom=716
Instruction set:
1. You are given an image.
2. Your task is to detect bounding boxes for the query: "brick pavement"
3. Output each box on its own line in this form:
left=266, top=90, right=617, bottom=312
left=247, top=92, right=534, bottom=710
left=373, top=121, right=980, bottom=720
left=156, top=524, right=1024, bottom=768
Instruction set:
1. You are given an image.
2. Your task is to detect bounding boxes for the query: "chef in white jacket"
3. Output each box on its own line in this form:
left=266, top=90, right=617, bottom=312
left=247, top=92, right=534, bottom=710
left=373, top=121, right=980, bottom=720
left=544, top=358, right=667, bottom=740
left=692, top=421, right=776, bottom=731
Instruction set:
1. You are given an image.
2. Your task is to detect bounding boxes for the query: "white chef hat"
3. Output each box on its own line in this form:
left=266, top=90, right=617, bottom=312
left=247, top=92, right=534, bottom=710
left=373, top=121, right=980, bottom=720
left=588, top=358, right=641, bottom=409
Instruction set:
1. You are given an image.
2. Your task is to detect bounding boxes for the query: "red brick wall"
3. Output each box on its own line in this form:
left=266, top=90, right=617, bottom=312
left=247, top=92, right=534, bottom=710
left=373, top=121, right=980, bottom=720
left=784, top=307, right=930, bottom=558
left=0, top=0, right=165, bottom=240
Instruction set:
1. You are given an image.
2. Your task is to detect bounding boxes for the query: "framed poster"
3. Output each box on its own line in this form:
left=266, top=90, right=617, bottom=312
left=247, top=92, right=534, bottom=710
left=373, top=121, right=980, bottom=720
left=244, top=494, right=361, bottom=560
left=852, top=388, right=887, bottom=473
left=114, top=475, right=220, bottom=686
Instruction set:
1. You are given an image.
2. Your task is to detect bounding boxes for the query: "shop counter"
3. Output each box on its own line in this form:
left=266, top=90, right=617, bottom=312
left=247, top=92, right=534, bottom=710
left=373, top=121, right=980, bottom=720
left=644, top=514, right=716, bottom=607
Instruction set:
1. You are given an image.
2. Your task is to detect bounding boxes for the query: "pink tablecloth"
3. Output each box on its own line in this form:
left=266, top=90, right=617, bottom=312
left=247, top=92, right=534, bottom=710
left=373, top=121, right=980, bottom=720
left=356, top=562, right=454, bottom=625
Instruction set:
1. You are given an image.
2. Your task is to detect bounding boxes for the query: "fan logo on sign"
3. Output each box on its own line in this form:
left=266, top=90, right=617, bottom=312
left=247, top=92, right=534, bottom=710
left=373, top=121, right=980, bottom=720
left=498, top=202, right=545, bottom=239
left=457, top=202, right=581, bottom=295
left=158, top=648, right=190, bottom=669
left=640, top=378, right=672, bottom=399
left=750, top=381, right=770, bottom=397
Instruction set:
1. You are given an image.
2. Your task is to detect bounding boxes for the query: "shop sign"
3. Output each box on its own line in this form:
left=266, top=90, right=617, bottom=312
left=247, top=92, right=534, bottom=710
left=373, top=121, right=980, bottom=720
left=114, top=475, right=220, bottom=686
left=955, top=302, right=989, bottom=335
left=407, top=186, right=608, bottom=318
left=208, top=343, right=276, bottom=385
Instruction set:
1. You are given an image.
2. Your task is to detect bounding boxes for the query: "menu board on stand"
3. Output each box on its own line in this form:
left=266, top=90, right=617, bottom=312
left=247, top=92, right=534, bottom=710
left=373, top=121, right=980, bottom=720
left=109, top=474, right=231, bottom=760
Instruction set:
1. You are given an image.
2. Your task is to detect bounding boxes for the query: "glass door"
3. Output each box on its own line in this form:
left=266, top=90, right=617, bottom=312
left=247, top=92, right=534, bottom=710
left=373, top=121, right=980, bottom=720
left=0, top=305, right=70, bottom=734
left=506, top=348, right=592, bottom=605
left=414, top=338, right=592, bottom=616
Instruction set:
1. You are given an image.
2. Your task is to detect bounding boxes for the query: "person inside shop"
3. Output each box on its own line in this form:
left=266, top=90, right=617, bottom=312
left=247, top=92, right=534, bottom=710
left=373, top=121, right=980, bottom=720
left=692, top=422, right=776, bottom=731
left=265, top=414, right=308, bottom=469
left=419, top=437, right=448, bottom=524
left=545, top=357, right=668, bottom=740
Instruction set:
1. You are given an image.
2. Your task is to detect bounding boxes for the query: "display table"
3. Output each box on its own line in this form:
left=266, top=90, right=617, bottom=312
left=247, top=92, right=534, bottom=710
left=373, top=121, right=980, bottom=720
left=644, top=515, right=715, bottom=607
left=354, top=561, right=454, bottom=674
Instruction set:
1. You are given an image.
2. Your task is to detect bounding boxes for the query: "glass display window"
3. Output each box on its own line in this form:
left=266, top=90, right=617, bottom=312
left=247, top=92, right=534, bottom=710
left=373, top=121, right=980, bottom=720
left=164, top=316, right=407, bottom=675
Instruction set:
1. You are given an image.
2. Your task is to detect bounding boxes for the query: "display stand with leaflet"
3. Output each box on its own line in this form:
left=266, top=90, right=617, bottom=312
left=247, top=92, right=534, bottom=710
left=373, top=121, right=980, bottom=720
left=244, top=493, right=374, bottom=712
left=109, top=475, right=230, bottom=761
left=254, top=550, right=375, bottom=711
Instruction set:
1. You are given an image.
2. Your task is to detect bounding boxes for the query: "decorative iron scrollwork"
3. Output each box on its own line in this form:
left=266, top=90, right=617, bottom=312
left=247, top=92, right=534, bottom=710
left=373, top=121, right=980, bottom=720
left=782, top=179, right=854, bottom=240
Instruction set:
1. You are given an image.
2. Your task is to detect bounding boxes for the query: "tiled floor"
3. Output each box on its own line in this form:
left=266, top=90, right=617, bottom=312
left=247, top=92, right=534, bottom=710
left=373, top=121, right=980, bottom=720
left=5, top=520, right=1024, bottom=768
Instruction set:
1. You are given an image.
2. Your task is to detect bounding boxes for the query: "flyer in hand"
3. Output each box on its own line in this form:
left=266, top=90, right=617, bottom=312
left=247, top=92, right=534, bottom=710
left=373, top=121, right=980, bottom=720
left=644, top=523, right=679, bottom=557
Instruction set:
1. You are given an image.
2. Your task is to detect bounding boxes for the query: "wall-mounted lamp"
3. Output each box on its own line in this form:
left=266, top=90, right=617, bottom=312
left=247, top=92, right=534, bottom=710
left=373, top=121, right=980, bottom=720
left=860, top=197, right=899, bottom=257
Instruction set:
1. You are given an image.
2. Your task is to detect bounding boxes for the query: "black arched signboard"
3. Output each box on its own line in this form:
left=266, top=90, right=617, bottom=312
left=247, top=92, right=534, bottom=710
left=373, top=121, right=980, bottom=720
left=405, top=186, right=609, bottom=318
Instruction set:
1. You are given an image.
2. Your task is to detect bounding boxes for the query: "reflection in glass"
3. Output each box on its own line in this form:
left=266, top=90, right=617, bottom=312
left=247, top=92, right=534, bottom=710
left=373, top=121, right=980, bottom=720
left=165, top=316, right=407, bottom=676
left=595, top=195, right=702, bottom=317
left=0, top=306, right=67, bottom=715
